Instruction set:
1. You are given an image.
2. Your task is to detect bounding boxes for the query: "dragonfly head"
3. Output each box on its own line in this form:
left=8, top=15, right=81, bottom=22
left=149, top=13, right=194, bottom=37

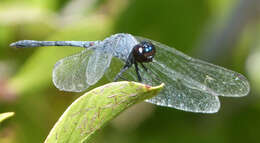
left=132, top=41, right=156, bottom=63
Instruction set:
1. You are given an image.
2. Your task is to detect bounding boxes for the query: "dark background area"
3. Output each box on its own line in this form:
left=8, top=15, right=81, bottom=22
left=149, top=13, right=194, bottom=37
left=0, top=0, right=260, bottom=142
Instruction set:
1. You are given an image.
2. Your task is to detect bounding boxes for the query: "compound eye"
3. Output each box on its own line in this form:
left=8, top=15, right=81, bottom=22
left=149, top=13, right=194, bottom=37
left=133, top=41, right=156, bottom=63
left=145, top=47, right=150, bottom=52
left=138, top=48, right=144, bottom=54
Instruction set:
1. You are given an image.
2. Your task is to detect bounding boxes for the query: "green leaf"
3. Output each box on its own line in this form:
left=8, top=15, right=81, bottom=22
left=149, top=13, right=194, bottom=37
left=44, top=81, right=164, bottom=143
left=0, top=112, right=14, bottom=123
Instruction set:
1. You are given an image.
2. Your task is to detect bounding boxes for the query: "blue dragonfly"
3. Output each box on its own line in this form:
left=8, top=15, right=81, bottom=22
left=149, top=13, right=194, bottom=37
left=10, top=33, right=250, bottom=113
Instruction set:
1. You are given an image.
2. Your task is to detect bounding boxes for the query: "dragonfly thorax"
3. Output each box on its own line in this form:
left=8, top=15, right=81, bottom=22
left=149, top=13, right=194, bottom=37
left=132, top=41, right=156, bottom=63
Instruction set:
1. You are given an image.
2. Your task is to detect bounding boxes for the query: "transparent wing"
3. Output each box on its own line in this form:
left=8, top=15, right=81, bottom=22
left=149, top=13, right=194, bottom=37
left=127, top=36, right=250, bottom=113
left=53, top=49, right=93, bottom=92
left=136, top=36, right=250, bottom=97
left=123, top=61, right=221, bottom=113
left=146, top=61, right=221, bottom=113
left=86, top=49, right=113, bottom=85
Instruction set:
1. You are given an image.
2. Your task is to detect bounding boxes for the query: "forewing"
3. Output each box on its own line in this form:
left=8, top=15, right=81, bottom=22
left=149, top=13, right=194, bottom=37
left=53, top=49, right=93, bottom=92
left=86, top=49, right=113, bottom=85
left=121, top=62, right=220, bottom=113
left=148, top=61, right=220, bottom=113
left=125, top=36, right=250, bottom=113
left=135, top=36, right=250, bottom=97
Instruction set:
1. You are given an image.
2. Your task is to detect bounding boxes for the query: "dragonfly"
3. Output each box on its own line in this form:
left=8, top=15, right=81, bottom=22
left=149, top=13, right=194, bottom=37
left=10, top=33, right=250, bottom=113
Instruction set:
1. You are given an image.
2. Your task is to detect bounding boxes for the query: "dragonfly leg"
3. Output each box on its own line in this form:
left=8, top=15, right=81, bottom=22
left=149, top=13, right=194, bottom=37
left=140, top=63, right=162, bottom=82
left=114, top=64, right=131, bottom=81
left=140, top=63, right=148, bottom=72
left=114, top=52, right=135, bottom=81
left=134, top=62, right=142, bottom=82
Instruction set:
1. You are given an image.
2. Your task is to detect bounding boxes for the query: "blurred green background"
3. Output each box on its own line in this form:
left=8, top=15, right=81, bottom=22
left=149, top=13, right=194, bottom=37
left=0, top=0, right=260, bottom=142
